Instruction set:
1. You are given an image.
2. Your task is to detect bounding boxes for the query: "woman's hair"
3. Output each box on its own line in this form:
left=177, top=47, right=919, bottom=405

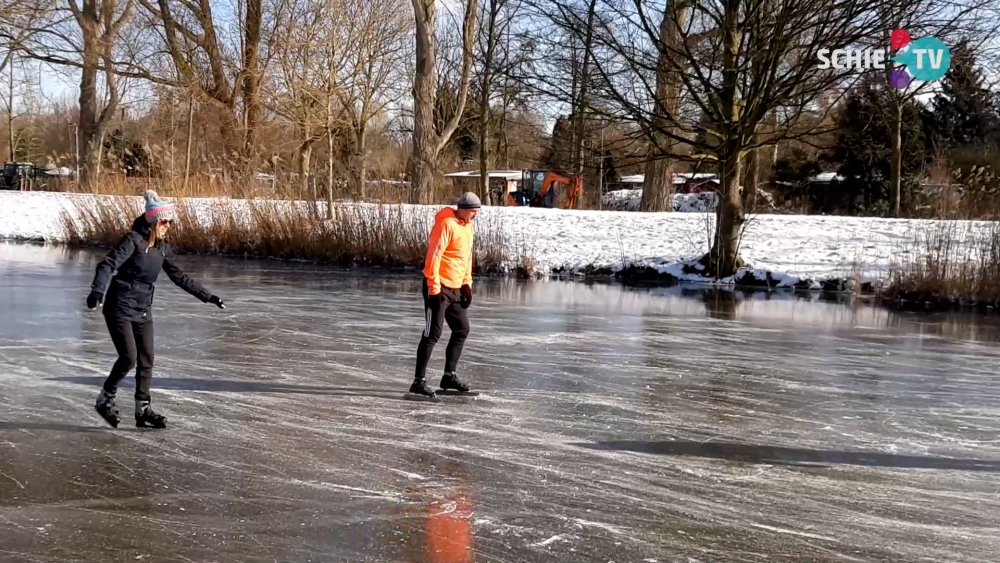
left=146, top=219, right=163, bottom=252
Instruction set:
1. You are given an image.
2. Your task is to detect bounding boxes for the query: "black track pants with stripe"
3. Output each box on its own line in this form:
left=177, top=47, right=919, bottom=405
left=414, top=279, right=470, bottom=381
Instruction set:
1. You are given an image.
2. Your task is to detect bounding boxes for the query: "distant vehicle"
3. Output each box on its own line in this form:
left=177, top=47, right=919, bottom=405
left=508, top=169, right=583, bottom=209
left=0, top=162, right=73, bottom=190
left=0, top=162, right=39, bottom=190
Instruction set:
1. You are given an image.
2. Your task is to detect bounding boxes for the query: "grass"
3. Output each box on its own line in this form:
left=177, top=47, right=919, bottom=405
left=884, top=221, right=1000, bottom=309
left=60, top=194, right=531, bottom=276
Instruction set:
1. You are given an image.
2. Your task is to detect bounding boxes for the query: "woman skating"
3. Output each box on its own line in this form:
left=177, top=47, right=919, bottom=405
left=86, top=190, right=225, bottom=429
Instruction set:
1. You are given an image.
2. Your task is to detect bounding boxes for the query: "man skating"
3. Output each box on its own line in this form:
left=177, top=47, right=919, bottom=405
left=410, top=192, right=480, bottom=398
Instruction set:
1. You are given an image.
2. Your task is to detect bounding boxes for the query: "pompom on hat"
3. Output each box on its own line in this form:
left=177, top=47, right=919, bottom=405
left=143, top=190, right=175, bottom=223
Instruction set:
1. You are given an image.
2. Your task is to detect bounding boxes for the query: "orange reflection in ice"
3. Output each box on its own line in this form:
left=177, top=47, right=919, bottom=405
left=421, top=480, right=474, bottom=563
left=402, top=462, right=476, bottom=563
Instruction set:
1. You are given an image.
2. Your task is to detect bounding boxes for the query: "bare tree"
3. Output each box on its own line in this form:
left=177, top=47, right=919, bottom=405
left=0, top=0, right=49, bottom=76
left=131, top=0, right=273, bottom=171
left=336, top=0, right=411, bottom=198
left=641, top=0, right=692, bottom=212
left=476, top=0, right=508, bottom=204
left=2, top=57, right=41, bottom=161
left=16, top=0, right=133, bottom=186
left=269, top=0, right=334, bottom=195
left=410, top=0, right=479, bottom=203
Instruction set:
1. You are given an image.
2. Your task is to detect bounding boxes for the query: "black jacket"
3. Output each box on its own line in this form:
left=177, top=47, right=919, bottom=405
left=90, top=216, right=213, bottom=322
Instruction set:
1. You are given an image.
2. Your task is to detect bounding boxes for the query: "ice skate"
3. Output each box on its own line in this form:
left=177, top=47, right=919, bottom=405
left=135, top=401, right=167, bottom=429
left=405, top=378, right=440, bottom=402
left=94, top=390, right=121, bottom=428
left=437, top=372, right=479, bottom=396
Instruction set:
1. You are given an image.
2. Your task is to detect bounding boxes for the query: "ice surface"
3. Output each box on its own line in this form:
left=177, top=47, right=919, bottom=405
left=3, top=191, right=998, bottom=283
left=3, top=243, right=1000, bottom=562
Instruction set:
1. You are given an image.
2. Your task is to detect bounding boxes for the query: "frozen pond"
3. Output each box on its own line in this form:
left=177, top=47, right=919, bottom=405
left=3, top=242, right=1000, bottom=562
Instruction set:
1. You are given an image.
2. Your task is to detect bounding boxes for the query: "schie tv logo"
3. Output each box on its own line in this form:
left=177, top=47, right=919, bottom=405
left=817, top=29, right=951, bottom=89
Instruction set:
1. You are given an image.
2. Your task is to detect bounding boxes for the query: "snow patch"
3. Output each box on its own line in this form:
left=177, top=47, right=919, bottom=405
left=3, top=191, right=996, bottom=285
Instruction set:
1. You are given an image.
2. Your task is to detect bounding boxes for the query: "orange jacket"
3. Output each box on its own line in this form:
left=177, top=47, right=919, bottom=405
left=423, top=207, right=473, bottom=295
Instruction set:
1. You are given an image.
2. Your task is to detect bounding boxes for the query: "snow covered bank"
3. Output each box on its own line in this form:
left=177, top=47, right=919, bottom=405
left=2, top=191, right=996, bottom=285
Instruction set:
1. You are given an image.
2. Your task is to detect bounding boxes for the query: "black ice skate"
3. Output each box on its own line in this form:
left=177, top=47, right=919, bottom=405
left=405, top=378, right=439, bottom=401
left=438, top=372, right=478, bottom=396
left=135, top=401, right=167, bottom=429
left=95, top=391, right=120, bottom=428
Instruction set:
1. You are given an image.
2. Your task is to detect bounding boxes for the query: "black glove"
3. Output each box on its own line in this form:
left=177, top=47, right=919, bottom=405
left=86, top=291, right=103, bottom=310
left=460, top=284, right=473, bottom=309
left=208, top=295, right=225, bottom=309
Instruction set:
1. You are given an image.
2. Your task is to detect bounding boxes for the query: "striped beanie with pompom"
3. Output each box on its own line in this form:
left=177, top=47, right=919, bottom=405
left=143, top=190, right=175, bottom=224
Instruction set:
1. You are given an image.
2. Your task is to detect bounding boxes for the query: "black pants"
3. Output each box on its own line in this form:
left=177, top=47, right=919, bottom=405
left=103, top=316, right=155, bottom=402
left=414, top=280, right=470, bottom=381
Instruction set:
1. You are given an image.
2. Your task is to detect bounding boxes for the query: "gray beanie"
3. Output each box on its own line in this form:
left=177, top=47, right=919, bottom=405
left=456, top=192, right=481, bottom=209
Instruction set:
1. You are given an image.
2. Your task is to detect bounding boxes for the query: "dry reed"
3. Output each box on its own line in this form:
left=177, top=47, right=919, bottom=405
left=60, top=195, right=528, bottom=275
left=884, top=221, right=1000, bottom=308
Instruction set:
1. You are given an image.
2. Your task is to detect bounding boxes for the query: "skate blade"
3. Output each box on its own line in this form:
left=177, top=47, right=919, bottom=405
left=436, top=389, right=480, bottom=396
left=404, top=393, right=441, bottom=402
left=135, top=419, right=167, bottom=429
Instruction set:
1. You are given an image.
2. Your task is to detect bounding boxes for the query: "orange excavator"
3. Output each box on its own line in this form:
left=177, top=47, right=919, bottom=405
left=507, top=169, right=582, bottom=209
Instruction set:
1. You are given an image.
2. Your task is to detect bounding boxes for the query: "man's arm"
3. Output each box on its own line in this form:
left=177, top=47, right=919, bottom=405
left=424, top=221, right=452, bottom=295
left=463, top=243, right=473, bottom=288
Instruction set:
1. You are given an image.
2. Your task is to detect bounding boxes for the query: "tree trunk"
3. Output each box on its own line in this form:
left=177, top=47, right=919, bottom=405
left=643, top=158, right=672, bottom=211
left=78, top=44, right=101, bottom=188
left=478, top=0, right=500, bottom=206
left=742, top=144, right=759, bottom=212
left=891, top=95, right=902, bottom=216
left=411, top=0, right=439, bottom=204
left=95, top=128, right=107, bottom=179
left=412, top=152, right=436, bottom=204
left=326, top=125, right=334, bottom=219
left=706, top=0, right=745, bottom=278
left=300, top=141, right=312, bottom=198
left=478, top=108, right=490, bottom=205
left=356, top=126, right=367, bottom=199
left=7, top=60, right=14, bottom=162
left=642, top=0, right=689, bottom=212
left=499, top=107, right=509, bottom=169
left=241, top=0, right=263, bottom=163
left=710, top=146, right=745, bottom=277
left=183, top=95, right=194, bottom=193
left=570, top=0, right=597, bottom=208
left=410, top=0, right=478, bottom=204
left=770, top=110, right=779, bottom=167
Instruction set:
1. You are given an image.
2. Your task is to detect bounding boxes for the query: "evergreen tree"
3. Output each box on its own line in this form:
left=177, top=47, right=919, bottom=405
left=929, top=40, right=1000, bottom=151
left=829, top=85, right=930, bottom=214
left=544, top=115, right=573, bottom=170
